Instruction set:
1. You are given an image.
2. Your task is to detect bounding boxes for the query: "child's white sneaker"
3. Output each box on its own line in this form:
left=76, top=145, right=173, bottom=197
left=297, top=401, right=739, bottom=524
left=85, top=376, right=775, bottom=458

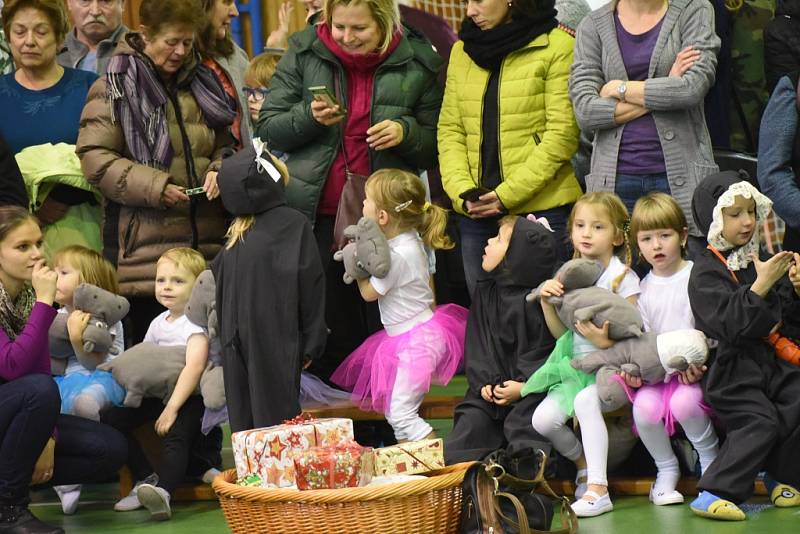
left=202, top=467, right=221, bottom=484
left=136, top=483, right=172, bottom=521
left=572, top=491, right=613, bottom=517
left=649, top=484, right=684, bottom=506
left=114, top=473, right=158, bottom=512
left=53, top=484, right=81, bottom=515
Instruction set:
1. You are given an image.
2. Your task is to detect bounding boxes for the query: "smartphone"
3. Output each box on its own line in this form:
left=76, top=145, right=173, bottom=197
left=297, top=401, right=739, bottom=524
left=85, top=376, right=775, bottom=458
left=308, top=85, right=346, bottom=115
left=184, top=187, right=206, bottom=196
left=459, top=187, right=492, bottom=202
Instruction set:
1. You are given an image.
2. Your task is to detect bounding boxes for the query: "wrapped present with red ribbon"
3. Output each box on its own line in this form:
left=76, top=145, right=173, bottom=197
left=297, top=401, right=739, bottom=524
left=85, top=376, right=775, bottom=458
left=292, top=441, right=374, bottom=490
left=231, top=416, right=354, bottom=487
left=373, top=438, right=445, bottom=476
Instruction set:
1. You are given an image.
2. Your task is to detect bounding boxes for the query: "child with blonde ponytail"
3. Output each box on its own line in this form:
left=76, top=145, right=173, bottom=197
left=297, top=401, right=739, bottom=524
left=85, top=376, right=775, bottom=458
left=332, top=169, right=468, bottom=442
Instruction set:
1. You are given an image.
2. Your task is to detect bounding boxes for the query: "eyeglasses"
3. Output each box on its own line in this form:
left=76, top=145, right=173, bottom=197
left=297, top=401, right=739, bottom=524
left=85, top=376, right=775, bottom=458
left=243, top=87, right=268, bottom=102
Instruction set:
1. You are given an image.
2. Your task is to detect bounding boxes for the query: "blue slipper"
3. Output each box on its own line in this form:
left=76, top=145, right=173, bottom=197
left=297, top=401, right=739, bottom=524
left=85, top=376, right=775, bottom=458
left=690, top=491, right=745, bottom=521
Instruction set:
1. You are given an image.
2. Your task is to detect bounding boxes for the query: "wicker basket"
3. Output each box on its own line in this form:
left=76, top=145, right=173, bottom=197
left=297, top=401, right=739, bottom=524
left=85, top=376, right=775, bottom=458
left=212, top=462, right=473, bottom=533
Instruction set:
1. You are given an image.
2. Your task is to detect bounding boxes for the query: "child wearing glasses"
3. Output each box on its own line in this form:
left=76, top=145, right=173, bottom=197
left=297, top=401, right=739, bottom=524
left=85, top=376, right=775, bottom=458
left=243, top=52, right=282, bottom=128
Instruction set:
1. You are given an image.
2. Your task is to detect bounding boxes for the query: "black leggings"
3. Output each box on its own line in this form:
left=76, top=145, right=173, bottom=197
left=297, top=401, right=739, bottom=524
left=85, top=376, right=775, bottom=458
left=102, top=396, right=218, bottom=494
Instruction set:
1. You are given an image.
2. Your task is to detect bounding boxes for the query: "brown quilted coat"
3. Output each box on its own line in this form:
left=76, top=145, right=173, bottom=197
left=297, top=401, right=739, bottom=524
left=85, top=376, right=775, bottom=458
left=76, top=38, right=233, bottom=297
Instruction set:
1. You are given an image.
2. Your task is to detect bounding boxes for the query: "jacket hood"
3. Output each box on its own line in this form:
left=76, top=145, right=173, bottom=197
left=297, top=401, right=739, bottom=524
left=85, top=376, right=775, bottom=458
left=776, top=0, right=800, bottom=18
left=691, top=170, right=746, bottom=237
left=218, top=144, right=287, bottom=216
left=496, top=217, right=557, bottom=288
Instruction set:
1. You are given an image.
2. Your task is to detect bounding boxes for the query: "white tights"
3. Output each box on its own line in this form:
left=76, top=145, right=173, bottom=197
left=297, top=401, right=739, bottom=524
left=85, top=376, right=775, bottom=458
left=633, top=383, right=719, bottom=493
left=531, top=385, right=609, bottom=487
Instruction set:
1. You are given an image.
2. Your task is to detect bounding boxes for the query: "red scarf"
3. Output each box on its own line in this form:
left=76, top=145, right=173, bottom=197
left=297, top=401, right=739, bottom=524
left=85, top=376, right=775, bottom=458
left=315, top=24, right=402, bottom=215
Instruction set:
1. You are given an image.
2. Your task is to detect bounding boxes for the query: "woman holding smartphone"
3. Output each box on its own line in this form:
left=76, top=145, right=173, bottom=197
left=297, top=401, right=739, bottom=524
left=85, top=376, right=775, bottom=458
left=258, top=0, right=443, bottom=379
left=438, top=0, right=582, bottom=295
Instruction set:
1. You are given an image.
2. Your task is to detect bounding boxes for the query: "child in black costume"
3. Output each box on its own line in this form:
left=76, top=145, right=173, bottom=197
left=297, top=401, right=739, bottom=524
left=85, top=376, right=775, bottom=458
left=213, top=144, right=327, bottom=433
left=688, top=172, right=800, bottom=520
left=445, top=216, right=556, bottom=464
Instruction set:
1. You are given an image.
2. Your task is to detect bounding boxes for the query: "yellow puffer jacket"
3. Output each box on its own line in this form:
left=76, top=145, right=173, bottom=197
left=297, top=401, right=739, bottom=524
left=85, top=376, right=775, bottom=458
left=438, top=28, right=581, bottom=216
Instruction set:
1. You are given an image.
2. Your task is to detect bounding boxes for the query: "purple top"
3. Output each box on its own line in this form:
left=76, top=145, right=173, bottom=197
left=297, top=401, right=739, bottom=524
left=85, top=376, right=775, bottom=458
left=0, top=301, right=57, bottom=383
left=615, top=12, right=667, bottom=175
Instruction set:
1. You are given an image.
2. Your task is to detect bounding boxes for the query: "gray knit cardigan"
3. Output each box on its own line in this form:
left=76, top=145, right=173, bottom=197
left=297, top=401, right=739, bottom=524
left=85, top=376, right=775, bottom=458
left=569, top=0, right=720, bottom=236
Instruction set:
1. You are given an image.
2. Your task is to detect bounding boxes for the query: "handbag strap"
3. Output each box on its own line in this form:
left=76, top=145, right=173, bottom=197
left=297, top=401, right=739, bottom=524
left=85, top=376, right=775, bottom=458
left=332, top=71, right=353, bottom=174
left=485, top=451, right=579, bottom=534
left=493, top=491, right=531, bottom=533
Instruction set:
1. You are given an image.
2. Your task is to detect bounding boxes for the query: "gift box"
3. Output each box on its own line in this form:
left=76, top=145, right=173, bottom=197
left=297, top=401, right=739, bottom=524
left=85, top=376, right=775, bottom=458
left=373, top=438, right=445, bottom=476
left=232, top=416, right=354, bottom=487
left=292, top=441, right=374, bottom=490
left=236, top=473, right=263, bottom=487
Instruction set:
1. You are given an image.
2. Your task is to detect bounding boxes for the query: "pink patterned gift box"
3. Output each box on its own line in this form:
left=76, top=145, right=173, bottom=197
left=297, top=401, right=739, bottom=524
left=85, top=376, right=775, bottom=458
left=231, top=417, right=354, bottom=488
left=372, top=438, right=445, bottom=476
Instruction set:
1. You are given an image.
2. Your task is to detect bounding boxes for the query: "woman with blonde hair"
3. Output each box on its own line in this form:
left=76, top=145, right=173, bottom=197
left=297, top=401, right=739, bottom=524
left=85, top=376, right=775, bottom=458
left=259, top=0, right=444, bottom=380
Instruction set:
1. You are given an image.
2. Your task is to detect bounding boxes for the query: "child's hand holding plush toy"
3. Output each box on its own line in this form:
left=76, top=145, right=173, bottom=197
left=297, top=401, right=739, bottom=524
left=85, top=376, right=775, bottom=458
left=333, top=217, right=392, bottom=284
left=571, top=329, right=710, bottom=410
left=527, top=258, right=644, bottom=340
left=49, top=283, right=130, bottom=373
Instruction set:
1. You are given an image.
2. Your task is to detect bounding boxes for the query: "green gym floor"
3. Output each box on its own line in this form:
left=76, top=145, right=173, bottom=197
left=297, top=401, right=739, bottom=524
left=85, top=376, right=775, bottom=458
left=30, top=376, right=795, bottom=533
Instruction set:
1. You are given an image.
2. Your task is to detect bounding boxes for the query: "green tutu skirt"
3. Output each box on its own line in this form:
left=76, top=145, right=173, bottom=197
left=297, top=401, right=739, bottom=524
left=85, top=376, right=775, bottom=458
left=521, top=331, right=595, bottom=416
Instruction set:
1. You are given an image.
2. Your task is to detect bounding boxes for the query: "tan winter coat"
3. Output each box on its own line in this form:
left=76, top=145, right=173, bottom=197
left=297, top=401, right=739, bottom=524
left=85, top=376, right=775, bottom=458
left=77, top=39, right=233, bottom=296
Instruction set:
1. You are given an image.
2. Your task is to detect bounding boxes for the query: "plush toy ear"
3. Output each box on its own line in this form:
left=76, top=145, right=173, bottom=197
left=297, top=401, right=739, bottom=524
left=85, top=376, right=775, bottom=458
left=666, top=356, right=690, bottom=372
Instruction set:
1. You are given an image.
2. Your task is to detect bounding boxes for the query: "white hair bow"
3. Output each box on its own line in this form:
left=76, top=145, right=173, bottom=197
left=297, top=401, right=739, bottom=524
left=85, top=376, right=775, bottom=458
left=252, top=138, right=282, bottom=183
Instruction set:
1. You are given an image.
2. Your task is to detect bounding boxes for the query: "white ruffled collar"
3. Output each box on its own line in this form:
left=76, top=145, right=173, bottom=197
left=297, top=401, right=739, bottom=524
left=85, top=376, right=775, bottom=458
left=707, top=181, right=772, bottom=271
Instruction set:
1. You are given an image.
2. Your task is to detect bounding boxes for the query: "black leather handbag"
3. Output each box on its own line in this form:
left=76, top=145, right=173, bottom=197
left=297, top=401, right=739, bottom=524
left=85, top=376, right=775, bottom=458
left=459, top=449, right=578, bottom=534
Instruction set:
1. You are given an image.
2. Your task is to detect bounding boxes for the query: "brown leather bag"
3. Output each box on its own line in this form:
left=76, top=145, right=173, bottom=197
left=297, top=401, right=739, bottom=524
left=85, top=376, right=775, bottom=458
left=332, top=169, right=368, bottom=250
left=459, top=450, right=578, bottom=534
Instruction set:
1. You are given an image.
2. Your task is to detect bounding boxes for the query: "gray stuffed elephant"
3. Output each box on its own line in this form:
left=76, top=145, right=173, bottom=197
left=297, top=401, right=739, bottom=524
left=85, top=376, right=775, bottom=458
left=48, top=283, right=129, bottom=373
left=98, top=342, right=187, bottom=407
left=185, top=270, right=217, bottom=339
left=184, top=269, right=226, bottom=410
left=333, top=217, right=391, bottom=284
left=527, top=258, right=643, bottom=340
left=570, top=329, right=709, bottom=410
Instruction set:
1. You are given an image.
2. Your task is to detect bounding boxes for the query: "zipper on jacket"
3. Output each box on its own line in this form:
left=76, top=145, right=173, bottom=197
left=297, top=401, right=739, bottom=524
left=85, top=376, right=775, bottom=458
left=476, top=76, right=488, bottom=188
left=496, top=61, right=505, bottom=185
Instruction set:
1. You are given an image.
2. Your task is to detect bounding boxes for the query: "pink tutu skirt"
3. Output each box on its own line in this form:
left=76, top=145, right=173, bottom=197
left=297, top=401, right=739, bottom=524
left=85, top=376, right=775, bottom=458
left=613, top=375, right=713, bottom=436
left=331, top=304, right=468, bottom=413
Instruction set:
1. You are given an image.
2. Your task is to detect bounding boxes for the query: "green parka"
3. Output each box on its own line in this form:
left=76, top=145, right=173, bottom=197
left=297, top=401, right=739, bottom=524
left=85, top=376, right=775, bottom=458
left=257, top=25, right=443, bottom=222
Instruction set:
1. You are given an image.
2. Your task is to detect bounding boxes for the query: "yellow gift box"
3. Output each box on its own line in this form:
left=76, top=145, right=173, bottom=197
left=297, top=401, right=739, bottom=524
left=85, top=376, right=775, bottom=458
left=373, top=438, right=445, bottom=476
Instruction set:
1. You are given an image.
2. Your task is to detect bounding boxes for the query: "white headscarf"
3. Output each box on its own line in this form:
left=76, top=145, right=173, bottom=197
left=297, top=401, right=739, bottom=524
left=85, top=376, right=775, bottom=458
left=707, top=181, right=772, bottom=271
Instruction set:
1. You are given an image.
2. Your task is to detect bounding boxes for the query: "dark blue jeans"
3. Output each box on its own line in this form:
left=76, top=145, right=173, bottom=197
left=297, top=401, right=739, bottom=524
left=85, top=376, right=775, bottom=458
left=0, top=375, right=125, bottom=505
left=614, top=172, right=670, bottom=215
left=458, top=204, right=573, bottom=296
left=0, top=375, right=59, bottom=504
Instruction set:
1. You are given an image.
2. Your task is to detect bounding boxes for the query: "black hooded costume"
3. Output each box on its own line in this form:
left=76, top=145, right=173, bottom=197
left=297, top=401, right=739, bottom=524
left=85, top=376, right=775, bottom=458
left=689, top=171, right=800, bottom=503
left=445, top=217, right=557, bottom=463
left=213, top=146, right=327, bottom=433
